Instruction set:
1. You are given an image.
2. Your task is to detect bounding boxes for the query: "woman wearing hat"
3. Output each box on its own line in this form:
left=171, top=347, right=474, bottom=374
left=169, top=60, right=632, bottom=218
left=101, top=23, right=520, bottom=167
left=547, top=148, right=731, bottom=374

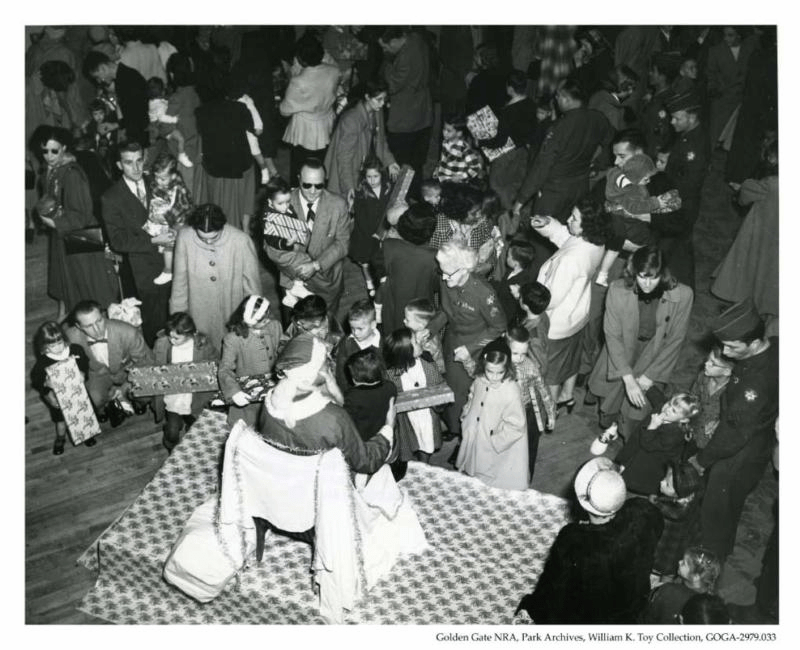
left=259, top=333, right=395, bottom=475
left=516, top=457, right=663, bottom=623
left=588, top=245, right=693, bottom=438
left=170, top=203, right=263, bottom=351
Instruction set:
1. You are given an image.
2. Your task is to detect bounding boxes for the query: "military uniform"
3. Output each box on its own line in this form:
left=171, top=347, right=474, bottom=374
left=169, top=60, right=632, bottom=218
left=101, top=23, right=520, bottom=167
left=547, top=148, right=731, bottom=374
left=653, top=121, right=709, bottom=289
left=697, top=338, right=778, bottom=559
left=515, top=107, right=615, bottom=222
left=429, top=274, right=507, bottom=435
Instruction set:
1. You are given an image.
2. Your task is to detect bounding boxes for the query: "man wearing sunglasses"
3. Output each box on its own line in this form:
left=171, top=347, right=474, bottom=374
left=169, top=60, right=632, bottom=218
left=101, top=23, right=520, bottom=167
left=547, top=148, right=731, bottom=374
left=265, top=158, right=350, bottom=319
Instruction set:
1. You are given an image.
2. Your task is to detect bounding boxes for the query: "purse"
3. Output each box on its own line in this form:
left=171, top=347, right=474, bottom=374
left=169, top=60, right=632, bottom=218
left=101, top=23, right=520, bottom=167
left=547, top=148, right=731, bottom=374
left=63, top=226, right=106, bottom=255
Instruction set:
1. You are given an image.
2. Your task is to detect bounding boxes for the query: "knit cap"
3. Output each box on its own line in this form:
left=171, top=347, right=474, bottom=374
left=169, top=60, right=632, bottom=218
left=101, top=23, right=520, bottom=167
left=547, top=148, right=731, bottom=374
left=621, top=153, right=658, bottom=185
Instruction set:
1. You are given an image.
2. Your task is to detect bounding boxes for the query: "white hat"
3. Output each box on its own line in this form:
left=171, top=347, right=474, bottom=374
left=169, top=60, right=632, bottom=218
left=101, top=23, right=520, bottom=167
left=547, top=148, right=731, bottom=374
left=574, top=457, right=626, bottom=517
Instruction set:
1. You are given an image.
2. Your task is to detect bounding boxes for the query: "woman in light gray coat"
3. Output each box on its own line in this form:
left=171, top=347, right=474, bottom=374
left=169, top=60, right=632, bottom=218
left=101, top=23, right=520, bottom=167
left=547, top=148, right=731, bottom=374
left=169, top=204, right=263, bottom=351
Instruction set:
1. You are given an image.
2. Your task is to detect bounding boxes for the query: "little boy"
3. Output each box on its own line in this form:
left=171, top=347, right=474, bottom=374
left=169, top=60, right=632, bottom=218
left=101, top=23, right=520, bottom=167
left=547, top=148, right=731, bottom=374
left=515, top=281, right=551, bottom=375
left=494, top=238, right=538, bottom=323
left=423, top=178, right=456, bottom=251
left=596, top=153, right=679, bottom=286
left=335, top=299, right=384, bottom=391
left=507, top=326, right=555, bottom=479
left=403, top=298, right=445, bottom=374
left=343, top=347, right=397, bottom=442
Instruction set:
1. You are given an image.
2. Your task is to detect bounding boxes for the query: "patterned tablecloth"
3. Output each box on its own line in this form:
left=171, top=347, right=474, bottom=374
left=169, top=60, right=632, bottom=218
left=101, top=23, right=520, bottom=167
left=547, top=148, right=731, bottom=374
left=77, top=410, right=571, bottom=624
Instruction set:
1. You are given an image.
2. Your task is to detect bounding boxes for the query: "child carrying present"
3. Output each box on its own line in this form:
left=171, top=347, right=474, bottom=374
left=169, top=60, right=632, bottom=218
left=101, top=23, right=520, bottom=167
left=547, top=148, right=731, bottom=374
left=143, top=152, right=193, bottom=285
left=596, top=153, right=680, bottom=286
left=433, top=114, right=484, bottom=185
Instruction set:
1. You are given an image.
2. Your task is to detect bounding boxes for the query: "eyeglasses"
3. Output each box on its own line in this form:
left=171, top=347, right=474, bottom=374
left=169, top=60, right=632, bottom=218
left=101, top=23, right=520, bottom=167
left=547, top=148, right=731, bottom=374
left=301, top=182, right=325, bottom=189
left=441, top=268, right=463, bottom=280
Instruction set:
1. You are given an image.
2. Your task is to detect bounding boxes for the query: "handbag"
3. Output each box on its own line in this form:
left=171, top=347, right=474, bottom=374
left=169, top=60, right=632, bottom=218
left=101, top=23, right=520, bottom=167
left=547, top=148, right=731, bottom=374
left=63, top=226, right=106, bottom=255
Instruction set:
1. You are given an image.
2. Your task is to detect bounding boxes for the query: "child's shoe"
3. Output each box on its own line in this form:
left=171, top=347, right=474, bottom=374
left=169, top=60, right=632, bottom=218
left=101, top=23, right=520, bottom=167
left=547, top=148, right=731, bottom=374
left=153, top=271, right=173, bottom=285
left=291, top=280, right=312, bottom=299
left=282, top=292, right=299, bottom=308
left=177, top=152, right=194, bottom=168
left=595, top=271, right=609, bottom=287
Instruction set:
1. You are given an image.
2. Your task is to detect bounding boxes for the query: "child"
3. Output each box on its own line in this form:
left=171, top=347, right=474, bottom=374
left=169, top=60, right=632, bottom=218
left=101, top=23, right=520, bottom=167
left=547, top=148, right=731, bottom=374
left=152, top=312, right=219, bottom=452
left=334, top=299, right=383, bottom=391
left=643, top=546, right=721, bottom=624
left=433, top=114, right=484, bottom=185
left=350, top=158, right=392, bottom=297
left=218, top=295, right=284, bottom=427
left=30, top=321, right=94, bottom=455
left=384, top=327, right=446, bottom=475
left=143, top=152, right=193, bottom=285
left=146, top=76, right=193, bottom=168
left=507, top=327, right=555, bottom=480
left=493, top=238, right=538, bottom=324
left=649, top=460, right=706, bottom=579
left=84, top=98, right=119, bottom=174
left=343, top=347, right=397, bottom=442
left=456, top=345, right=528, bottom=490
left=596, top=153, right=678, bottom=286
left=425, top=178, right=458, bottom=250
left=690, top=347, right=734, bottom=449
left=403, top=298, right=445, bottom=374
left=513, top=281, right=551, bottom=376
left=614, top=389, right=700, bottom=495
left=259, top=177, right=312, bottom=308
left=655, top=146, right=670, bottom=173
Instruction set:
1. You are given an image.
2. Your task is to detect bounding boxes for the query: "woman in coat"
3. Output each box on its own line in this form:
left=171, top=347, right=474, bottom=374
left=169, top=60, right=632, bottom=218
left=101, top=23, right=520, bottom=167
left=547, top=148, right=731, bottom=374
left=32, top=125, right=119, bottom=320
left=280, top=34, right=341, bottom=181
left=588, top=246, right=693, bottom=437
left=169, top=203, right=263, bottom=351
left=324, top=79, right=399, bottom=204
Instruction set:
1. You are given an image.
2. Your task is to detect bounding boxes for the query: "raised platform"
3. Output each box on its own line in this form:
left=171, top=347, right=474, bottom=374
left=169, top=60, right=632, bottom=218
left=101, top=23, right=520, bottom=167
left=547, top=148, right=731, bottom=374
left=76, top=410, right=571, bottom=624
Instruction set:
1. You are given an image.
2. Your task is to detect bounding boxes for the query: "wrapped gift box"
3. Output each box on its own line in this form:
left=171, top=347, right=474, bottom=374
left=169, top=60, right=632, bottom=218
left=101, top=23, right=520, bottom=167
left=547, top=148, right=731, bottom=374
left=263, top=211, right=310, bottom=246
left=387, top=164, right=414, bottom=209
left=208, top=373, right=276, bottom=407
left=467, top=105, right=516, bottom=162
left=45, top=357, right=101, bottom=445
left=129, top=362, right=220, bottom=397
left=395, top=384, right=454, bottom=413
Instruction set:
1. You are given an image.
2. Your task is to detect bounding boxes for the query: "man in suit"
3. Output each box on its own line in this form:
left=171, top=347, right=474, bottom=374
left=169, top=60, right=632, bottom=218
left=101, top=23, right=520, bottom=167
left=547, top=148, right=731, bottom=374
left=102, top=142, right=171, bottom=346
left=65, top=300, right=154, bottom=413
left=83, top=50, right=149, bottom=147
left=264, top=158, right=350, bottom=319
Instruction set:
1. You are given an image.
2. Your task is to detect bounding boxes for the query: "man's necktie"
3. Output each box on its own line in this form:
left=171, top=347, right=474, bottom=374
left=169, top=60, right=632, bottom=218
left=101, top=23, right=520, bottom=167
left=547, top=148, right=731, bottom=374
left=306, top=201, right=316, bottom=230
left=136, top=182, right=147, bottom=207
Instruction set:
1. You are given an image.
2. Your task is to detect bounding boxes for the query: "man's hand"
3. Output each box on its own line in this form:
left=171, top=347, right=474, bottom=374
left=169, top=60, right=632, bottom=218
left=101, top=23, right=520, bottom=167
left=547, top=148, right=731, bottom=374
left=511, top=201, right=523, bottom=217
left=453, top=345, right=471, bottom=364
left=636, top=374, right=653, bottom=391
left=295, top=261, right=317, bottom=280
left=150, top=231, right=175, bottom=246
left=623, top=375, right=647, bottom=409
left=232, top=391, right=251, bottom=407
left=108, top=385, right=124, bottom=402
left=388, top=163, right=400, bottom=181
left=346, top=188, right=355, bottom=210
left=39, top=215, right=56, bottom=229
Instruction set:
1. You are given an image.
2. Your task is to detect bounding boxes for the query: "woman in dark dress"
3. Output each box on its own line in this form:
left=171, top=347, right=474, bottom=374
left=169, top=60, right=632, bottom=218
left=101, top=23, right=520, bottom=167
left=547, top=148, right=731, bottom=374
left=32, top=125, right=119, bottom=321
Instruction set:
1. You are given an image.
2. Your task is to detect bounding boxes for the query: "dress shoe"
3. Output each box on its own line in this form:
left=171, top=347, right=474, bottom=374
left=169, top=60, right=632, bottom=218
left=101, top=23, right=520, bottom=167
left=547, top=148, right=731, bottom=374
left=52, top=437, right=66, bottom=455
left=132, top=400, right=149, bottom=415
left=556, top=398, right=576, bottom=415
left=95, top=408, right=108, bottom=423
left=84, top=437, right=97, bottom=448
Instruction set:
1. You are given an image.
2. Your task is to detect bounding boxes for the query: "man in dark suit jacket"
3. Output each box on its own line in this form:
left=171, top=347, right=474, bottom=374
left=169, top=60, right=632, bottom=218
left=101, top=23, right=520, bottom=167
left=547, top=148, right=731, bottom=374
left=264, top=158, right=350, bottom=318
left=65, top=300, right=154, bottom=411
left=83, top=50, right=149, bottom=147
left=102, top=142, right=170, bottom=345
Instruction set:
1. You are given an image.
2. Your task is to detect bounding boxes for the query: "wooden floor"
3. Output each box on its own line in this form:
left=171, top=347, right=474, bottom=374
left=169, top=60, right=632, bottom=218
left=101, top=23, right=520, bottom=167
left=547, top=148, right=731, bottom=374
left=24, top=147, right=777, bottom=624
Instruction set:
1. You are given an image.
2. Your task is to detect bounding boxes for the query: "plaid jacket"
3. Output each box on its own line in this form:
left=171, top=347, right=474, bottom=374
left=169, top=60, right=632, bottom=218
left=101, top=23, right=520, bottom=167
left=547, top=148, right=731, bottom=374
left=433, top=137, right=484, bottom=183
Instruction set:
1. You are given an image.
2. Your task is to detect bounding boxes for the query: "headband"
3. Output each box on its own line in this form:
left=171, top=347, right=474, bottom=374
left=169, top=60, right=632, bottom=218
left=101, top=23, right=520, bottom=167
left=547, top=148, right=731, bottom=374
left=243, top=296, right=269, bottom=326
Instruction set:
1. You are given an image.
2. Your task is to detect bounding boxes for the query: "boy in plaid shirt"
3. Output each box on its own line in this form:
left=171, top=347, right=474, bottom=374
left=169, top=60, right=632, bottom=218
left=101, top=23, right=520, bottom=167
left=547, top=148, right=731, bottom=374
left=433, top=115, right=484, bottom=184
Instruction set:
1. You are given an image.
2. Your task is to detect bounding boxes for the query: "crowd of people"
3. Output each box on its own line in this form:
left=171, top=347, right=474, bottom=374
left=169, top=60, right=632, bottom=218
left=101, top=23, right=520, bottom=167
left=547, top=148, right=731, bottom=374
left=26, top=25, right=778, bottom=625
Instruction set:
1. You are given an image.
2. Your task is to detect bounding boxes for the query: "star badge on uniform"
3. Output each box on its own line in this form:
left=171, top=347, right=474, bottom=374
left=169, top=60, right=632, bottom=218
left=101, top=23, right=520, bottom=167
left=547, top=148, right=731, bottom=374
left=745, top=389, right=758, bottom=402
left=687, top=151, right=696, bottom=161
left=658, top=110, right=667, bottom=119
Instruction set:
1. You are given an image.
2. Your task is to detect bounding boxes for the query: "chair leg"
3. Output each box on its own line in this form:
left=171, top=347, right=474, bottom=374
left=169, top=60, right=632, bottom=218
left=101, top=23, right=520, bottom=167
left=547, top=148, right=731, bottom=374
left=253, top=517, right=269, bottom=562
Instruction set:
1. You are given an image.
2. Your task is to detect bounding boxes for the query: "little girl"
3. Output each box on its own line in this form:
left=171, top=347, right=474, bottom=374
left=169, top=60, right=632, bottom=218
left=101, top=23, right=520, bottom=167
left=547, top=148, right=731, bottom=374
left=143, top=152, right=193, bottom=285
left=433, top=114, right=484, bottom=185
left=343, top=347, right=397, bottom=442
left=152, top=312, right=219, bottom=452
left=456, top=345, right=528, bottom=490
left=614, top=389, right=700, bottom=495
left=403, top=298, right=445, bottom=374
left=146, top=76, right=193, bottom=168
left=350, top=158, right=392, bottom=297
left=84, top=98, right=119, bottom=175
left=259, top=177, right=312, bottom=309
left=384, top=327, right=446, bottom=477
left=643, top=546, right=721, bottom=624
left=30, top=321, right=94, bottom=455
left=218, top=295, right=284, bottom=427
